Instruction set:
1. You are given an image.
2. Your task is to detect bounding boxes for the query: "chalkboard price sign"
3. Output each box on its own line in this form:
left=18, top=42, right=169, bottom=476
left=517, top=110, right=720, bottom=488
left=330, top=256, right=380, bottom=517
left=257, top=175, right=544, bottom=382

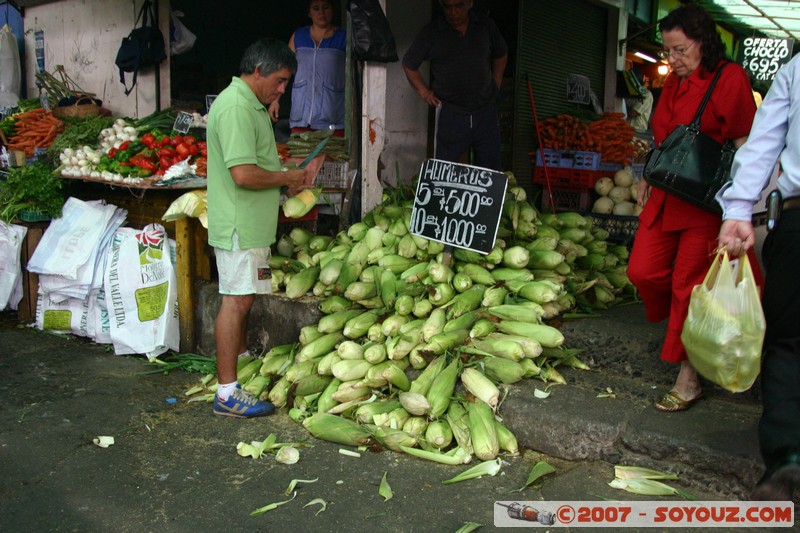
left=173, top=111, right=193, bottom=134
left=567, top=74, right=591, bottom=105
left=741, top=37, right=794, bottom=81
left=410, top=159, right=508, bottom=254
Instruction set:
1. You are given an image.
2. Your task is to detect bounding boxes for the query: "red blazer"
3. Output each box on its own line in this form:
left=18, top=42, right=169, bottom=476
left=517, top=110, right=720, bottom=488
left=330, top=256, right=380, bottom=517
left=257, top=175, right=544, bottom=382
left=642, top=61, right=757, bottom=231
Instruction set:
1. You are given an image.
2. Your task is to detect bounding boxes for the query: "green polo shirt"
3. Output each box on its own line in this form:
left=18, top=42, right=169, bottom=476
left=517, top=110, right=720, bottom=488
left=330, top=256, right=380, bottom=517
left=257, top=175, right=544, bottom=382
left=206, top=77, right=282, bottom=250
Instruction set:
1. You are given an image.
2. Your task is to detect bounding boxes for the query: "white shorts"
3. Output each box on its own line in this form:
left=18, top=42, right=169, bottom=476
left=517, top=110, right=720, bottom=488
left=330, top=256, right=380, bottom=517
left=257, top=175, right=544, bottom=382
left=215, top=232, right=273, bottom=295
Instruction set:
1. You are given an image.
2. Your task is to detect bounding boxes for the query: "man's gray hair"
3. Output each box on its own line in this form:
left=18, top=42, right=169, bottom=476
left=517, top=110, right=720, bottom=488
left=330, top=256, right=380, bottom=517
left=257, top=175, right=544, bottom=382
left=239, top=38, right=297, bottom=76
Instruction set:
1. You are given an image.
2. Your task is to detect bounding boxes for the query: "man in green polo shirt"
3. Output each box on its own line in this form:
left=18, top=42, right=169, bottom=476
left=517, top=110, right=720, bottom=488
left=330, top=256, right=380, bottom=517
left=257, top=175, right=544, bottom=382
left=207, top=38, right=315, bottom=418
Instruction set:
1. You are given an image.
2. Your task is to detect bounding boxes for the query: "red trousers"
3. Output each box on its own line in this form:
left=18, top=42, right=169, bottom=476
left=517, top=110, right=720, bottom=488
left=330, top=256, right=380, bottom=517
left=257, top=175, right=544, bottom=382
left=627, top=208, right=763, bottom=364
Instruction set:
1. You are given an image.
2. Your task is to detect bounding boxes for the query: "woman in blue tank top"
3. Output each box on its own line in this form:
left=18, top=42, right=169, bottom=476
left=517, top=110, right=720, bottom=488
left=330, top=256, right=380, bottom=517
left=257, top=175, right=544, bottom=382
left=269, top=0, right=346, bottom=135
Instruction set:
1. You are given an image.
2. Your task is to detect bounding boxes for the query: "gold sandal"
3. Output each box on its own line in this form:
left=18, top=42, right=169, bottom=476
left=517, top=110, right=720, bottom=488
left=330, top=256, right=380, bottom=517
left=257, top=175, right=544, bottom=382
left=655, top=390, right=704, bottom=412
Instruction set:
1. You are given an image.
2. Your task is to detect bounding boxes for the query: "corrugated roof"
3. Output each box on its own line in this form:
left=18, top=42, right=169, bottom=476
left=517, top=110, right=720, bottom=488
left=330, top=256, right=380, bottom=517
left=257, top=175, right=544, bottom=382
left=696, top=0, right=800, bottom=42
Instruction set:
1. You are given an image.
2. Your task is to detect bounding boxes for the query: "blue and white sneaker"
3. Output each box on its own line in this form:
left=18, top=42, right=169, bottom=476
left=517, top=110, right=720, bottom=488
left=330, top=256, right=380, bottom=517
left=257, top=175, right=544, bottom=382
left=213, top=385, right=275, bottom=418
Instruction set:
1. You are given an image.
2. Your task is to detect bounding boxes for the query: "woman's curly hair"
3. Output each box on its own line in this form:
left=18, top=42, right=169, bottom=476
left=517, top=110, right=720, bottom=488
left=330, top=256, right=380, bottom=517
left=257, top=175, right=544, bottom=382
left=659, top=3, right=727, bottom=74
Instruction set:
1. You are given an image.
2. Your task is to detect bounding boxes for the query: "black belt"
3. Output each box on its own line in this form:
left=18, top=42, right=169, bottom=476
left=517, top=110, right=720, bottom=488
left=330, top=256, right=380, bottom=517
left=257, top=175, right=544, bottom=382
left=783, top=197, right=800, bottom=211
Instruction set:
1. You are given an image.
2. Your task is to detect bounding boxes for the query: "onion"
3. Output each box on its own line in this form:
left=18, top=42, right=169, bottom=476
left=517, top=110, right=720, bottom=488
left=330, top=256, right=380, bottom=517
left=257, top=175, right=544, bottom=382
left=614, top=168, right=635, bottom=187
left=613, top=201, right=635, bottom=216
left=594, top=177, right=614, bottom=196
left=609, top=186, right=631, bottom=204
left=592, top=196, right=614, bottom=214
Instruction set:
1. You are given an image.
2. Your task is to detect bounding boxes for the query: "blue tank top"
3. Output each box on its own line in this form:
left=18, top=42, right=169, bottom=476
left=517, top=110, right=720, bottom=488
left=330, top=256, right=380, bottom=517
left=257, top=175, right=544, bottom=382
left=290, top=26, right=346, bottom=130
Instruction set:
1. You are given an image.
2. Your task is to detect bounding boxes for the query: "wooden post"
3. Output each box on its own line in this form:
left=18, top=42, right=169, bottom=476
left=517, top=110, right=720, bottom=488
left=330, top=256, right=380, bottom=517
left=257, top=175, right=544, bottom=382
left=174, top=216, right=194, bottom=352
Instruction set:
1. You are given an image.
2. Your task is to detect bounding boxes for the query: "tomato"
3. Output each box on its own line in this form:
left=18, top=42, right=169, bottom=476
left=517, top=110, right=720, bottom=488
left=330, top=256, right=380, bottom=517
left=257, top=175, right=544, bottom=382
left=182, top=135, right=197, bottom=146
left=169, top=135, right=184, bottom=148
left=118, top=140, right=131, bottom=151
left=201, top=146, right=207, bottom=157
left=176, top=143, right=191, bottom=158
left=140, top=133, right=156, bottom=148
left=159, top=146, right=175, bottom=157
left=188, top=144, right=200, bottom=157
left=108, top=147, right=118, bottom=158
left=159, top=156, right=174, bottom=169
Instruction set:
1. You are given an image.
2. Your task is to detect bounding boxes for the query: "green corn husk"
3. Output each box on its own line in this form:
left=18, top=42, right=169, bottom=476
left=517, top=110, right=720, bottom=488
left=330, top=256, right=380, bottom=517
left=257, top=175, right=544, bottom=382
left=316, top=351, right=341, bottom=376
left=260, top=352, right=293, bottom=377
left=460, top=367, right=500, bottom=409
left=494, top=417, right=519, bottom=455
left=344, top=281, right=377, bottom=302
left=491, top=267, right=533, bottom=282
left=381, top=313, right=410, bottom=337
left=376, top=407, right=411, bottom=430
left=442, top=310, right=480, bottom=333
left=410, top=297, right=432, bottom=318
left=294, top=374, right=333, bottom=396
left=608, top=478, right=680, bottom=496
left=237, top=359, right=262, bottom=384
left=466, top=401, right=499, bottom=460
left=469, top=337, right=525, bottom=362
left=481, top=286, right=509, bottom=308
left=312, top=280, right=329, bottom=297
left=343, top=310, right=382, bottom=339
left=495, top=321, right=564, bottom=348
left=303, top=412, right=373, bottom=446
left=538, top=363, right=567, bottom=385
left=369, top=425, right=418, bottom=452
left=399, top=391, right=431, bottom=416
left=355, top=399, right=402, bottom=424
left=318, top=295, right=352, bottom=314
left=442, top=458, right=502, bottom=484
left=366, top=247, right=390, bottom=266
left=397, top=234, right=418, bottom=258
left=443, top=285, right=486, bottom=319
left=425, top=420, right=454, bottom=450
left=299, top=324, right=323, bottom=345
left=285, top=360, right=318, bottom=383
left=379, top=254, right=417, bottom=275
left=347, top=222, right=369, bottom=241
left=379, top=268, right=397, bottom=307
left=331, top=359, right=373, bottom=381
left=297, top=332, right=346, bottom=363
left=518, top=357, right=542, bottom=378
left=394, top=293, right=415, bottom=315
left=285, top=266, right=320, bottom=299
left=485, top=304, right=544, bottom=324
left=482, top=357, right=525, bottom=384
left=359, top=265, right=381, bottom=283
left=408, top=346, right=429, bottom=370
left=485, top=332, right=543, bottom=358
left=319, top=258, right=344, bottom=286
left=317, top=309, right=363, bottom=334
left=527, top=250, right=566, bottom=270
left=366, top=322, right=386, bottom=343
left=429, top=262, right=455, bottom=284
left=423, top=329, right=470, bottom=355
left=506, top=280, right=560, bottom=304
left=402, top=415, right=429, bottom=436
left=364, top=226, right=386, bottom=251
left=452, top=272, right=473, bottom=292
left=421, top=308, right=447, bottom=342
left=347, top=241, right=371, bottom=267
left=427, top=282, right=455, bottom=306
left=469, top=318, right=496, bottom=339
left=331, top=380, right=371, bottom=403
left=333, top=261, right=361, bottom=295
left=400, top=261, right=430, bottom=283
left=337, top=340, right=365, bottom=360
left=382, top=363, right=411, bottom=391
left=363, top=343, right=388, bottom=364
left=400, top=445, right=472, bottom=466
left=446, top=401, right=472, bottom=453
left=408, top=354, right=447, bottom=395
left=458, top=263, right=496, bottom=286
left=614, top=465, right=679, bottom=480
left=243, top=375, right=270, bottom=397
left=426, top=358, right=461, bottom=418
left=317, top=377, right=342, bottom=413
left=485, top=244, right=505, bottom=265
left=388, top=320, right=425, bottom=360
left=268, top=376, right=291, bottom=407
left=557, top=211, right=590, bottom=228
left=389, top=216, right=409, bottom=237
left=454, top=248, right=486, bottom=265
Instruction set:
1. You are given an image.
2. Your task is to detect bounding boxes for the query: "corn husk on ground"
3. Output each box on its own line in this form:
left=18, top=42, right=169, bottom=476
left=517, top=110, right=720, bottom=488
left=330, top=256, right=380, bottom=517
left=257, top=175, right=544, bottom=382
left=186, top=179, right=635, bottom=467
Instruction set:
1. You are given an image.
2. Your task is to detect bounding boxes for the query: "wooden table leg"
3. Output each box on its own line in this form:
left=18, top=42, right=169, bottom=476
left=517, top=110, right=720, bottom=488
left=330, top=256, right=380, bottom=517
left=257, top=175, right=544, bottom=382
left=174, top=217, right=194, bottom=352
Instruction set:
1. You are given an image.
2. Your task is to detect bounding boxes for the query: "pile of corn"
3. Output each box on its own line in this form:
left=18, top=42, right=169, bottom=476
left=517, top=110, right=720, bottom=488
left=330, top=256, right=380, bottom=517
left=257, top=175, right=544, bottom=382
left=187, top=184, right=634, bottom=464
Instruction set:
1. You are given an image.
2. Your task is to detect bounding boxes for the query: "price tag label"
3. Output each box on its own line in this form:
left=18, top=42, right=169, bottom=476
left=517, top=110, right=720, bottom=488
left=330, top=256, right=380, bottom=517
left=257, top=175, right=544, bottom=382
left=567, top=74, right=591, bottom=105
left=173, top=111, right=193, bottom=133
left=410, top=159, right=507, bottom=254
left=741, top=37, right=794, bottom=81
left=205, top=94, right=217, bottom=112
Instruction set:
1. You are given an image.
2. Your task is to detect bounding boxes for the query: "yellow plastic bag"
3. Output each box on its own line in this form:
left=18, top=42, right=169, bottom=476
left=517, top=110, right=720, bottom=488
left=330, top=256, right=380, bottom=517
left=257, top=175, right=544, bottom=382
left=681, top=250, right=765, bottom=392
left=162, top=190, right=207, bottom=228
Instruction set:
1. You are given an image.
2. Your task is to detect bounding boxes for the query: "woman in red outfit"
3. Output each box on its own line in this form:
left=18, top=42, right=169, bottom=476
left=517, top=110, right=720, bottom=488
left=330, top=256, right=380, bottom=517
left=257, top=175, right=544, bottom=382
left=628, top=4, right=758, bottom=412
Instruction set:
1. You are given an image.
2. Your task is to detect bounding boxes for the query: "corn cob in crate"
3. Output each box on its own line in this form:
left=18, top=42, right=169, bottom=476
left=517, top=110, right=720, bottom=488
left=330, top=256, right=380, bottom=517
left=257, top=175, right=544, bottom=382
left=186, top=182, right=635, bottom=467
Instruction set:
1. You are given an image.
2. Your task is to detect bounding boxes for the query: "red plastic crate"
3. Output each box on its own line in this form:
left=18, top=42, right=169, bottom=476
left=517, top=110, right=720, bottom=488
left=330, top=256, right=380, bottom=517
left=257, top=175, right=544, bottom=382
left=533, top=165, right=606, bottom=189
left=534, top=149, right=603, bottom=170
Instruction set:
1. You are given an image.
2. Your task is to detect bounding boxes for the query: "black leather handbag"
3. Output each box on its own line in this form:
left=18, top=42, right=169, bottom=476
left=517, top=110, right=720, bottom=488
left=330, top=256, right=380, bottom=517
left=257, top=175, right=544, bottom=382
left=643, top=63, right=736, bottom=214
left=114, top=0, right=166, bottom=96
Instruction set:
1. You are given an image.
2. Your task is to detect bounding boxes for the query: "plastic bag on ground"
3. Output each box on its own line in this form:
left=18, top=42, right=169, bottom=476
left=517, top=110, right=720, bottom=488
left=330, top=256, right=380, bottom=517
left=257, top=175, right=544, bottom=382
left=0, top=221, right=27, bottom=310
left=681, top=250, right=765, bottom=392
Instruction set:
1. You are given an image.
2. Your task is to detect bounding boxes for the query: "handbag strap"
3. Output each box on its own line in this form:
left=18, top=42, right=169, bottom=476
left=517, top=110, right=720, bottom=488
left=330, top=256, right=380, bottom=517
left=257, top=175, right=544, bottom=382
left=688, top=62, right=729, bottom=130
left=134, top=0, right=155, bottom=29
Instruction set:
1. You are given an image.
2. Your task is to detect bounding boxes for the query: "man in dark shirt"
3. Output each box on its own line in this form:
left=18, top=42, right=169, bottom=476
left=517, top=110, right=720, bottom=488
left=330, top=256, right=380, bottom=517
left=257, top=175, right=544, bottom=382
left=402, top=0, right=507, bottom=171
